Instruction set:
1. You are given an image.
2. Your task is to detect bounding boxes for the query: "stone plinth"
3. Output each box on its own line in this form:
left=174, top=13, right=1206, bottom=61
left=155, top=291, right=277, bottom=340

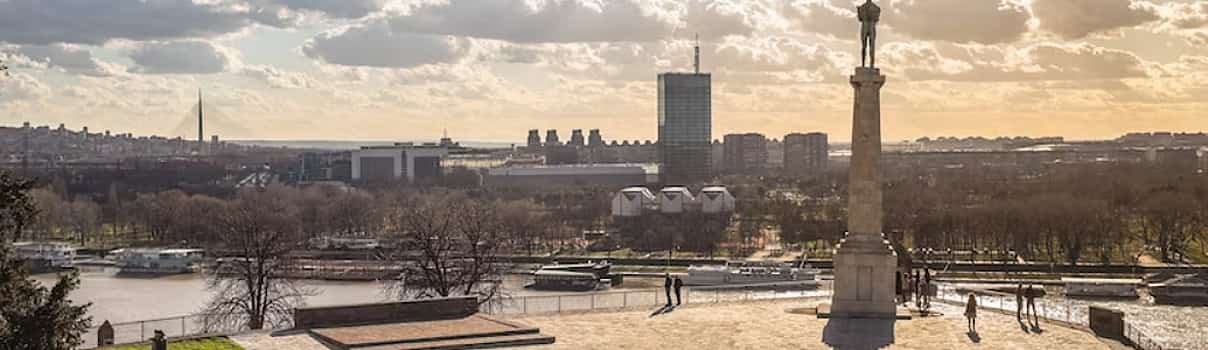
left=829, top=67, right=898, bottom=319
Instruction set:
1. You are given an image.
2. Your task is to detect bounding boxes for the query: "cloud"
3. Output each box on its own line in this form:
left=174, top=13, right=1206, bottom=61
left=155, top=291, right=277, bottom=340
left=240, top=65, right=319, bottom=88
left=0, top=72, right=51, bottom=103
left=302, top=20, right=473, bottom=68
left=260, top=0, right=388, bottom=19
left=784, top=0, right=856, bottom=39
left=891, top=42, right=1149, bottom=82
left=128, top=41, right=238, bottom=74
left=0, top=0, right=256, bottom=45
left=888, top=0, right=1031, bottom=44
left=384, top=0, right=676, bottom=43
left=3, top=44, right=122, bottom=77
left=1032, top=0, right=1160, bottom=39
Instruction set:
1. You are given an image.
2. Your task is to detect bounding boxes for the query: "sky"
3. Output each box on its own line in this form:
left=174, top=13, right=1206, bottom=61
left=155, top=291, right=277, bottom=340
left=0, top=0, right=1206, bottom=143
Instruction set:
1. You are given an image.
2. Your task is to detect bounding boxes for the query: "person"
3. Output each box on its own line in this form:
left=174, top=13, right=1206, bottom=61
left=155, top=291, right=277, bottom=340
left=1015, top=283, right=1024, bottom=321
left=663, top=273, right=673, bottom=307
left=965, top=294, right=978, bottom=333
left=923, top=268, right=932, bottom=307
left=895, top=271, right=903, bottom=304
left=1025, top=284, right=1038, bottom=324
left=912, top=270, right=921, bottom=308
left=673, top=276, right=684, bottom=305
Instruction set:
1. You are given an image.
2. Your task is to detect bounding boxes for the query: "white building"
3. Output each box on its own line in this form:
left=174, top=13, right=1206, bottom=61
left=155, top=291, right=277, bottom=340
left=658, top=186, right=696, bottom=214
left=611, top=186, right=658, bottom=217
left=699, top=186, right=736, bottom=214
left=350, top=143, right=450, bottom=182
left=487, top=163, right=657, bottom=189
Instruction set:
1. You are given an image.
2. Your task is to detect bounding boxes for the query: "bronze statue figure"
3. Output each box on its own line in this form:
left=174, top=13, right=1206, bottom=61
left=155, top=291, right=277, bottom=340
left=858, top=0, right=881, bottom=68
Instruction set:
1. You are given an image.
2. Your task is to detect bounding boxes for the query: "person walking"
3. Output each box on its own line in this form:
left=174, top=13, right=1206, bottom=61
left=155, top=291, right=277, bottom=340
left=912, top=270, right=921, bottom=308
left=965, top=294, right=978, bottom=333
left=673, top=276, right=684, bottom=305
left=663, top=273, right=673, bottom=307
left=895, top=271, right=903, bottom=304
left=923, top=268, right=932, bottom=307
left=1025, top=284, right=1039, bottom=324
left=1015, top=283, right=1024, bottom=321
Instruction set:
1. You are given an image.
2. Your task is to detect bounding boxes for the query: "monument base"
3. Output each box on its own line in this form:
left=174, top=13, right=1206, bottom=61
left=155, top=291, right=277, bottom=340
left=828, top=233, right=898, bottom=319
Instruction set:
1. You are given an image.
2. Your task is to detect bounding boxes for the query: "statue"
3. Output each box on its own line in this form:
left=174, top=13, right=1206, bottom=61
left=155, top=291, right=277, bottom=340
left=858, top=0, right=881, bottom=68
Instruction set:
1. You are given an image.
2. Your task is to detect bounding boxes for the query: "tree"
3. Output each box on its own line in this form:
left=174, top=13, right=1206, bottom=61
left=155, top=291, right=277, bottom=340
left=0, top=171, right=92, bottom=349
left=385, top=192, right=506, bottom=304
left=202, top=189, right=311, bottom=331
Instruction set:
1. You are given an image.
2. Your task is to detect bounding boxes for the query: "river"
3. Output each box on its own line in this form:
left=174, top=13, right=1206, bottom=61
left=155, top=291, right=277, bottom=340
left=31, top=267, right=662, bottom=326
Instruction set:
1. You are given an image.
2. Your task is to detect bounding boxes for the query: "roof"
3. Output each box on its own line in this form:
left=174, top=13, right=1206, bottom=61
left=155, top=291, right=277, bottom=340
left=1061, top=277, right=1141, bottom=285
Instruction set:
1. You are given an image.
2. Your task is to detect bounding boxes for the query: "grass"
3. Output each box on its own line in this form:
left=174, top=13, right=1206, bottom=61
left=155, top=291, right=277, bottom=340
left=104, top=337, right=243, bottom=350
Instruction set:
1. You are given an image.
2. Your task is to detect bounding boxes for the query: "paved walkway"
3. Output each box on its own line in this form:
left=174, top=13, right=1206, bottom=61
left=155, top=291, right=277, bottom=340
left=231, top=298, right=1122, bottom=350
left=504, top=298, right=1122, bottom=350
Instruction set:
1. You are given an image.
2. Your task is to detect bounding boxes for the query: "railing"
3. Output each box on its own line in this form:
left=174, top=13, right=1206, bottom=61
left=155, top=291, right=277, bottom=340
left=85, top=283, right=830, bottom=348
left=480, top=284, right=831, bottom=316
left=82, top=313, right=243, bottom=349
left=1125, top=321, right=1173, bottom=350
left=935, top=284, right=1177, bottom=350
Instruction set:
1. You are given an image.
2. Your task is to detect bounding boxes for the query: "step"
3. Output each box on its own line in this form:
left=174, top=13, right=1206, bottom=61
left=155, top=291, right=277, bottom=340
left=359, top=333, right=556, bottom=350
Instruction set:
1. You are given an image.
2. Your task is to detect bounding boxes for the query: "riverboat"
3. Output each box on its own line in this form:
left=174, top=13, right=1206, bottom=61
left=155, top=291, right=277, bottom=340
left=527, top=270, right=604, bottom=292
left=1147, top=272, right=1208, bottom=305
left=1061, top=277, right=1141, bottom=298
left=683, top=261, right=818, bottom=287
left=111, top=248, right=205, bottom=276
left=525, top=261, right=614, bottom=291
left=12, top=241, right=76, bottom=273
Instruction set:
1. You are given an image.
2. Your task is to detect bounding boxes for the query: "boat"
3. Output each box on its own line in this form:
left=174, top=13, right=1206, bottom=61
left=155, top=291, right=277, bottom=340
left=12, top=241, right=76, bottom=273
left=1061, top=277, right=1140, bottom=298
left=1147, top=272, right=1208, bottom=305
left=683, top=261, right=818, bottom=287
left=526, top=261, right=614, bottom=291
left=527, top=270, right=604, bottom=292
left=111, top=248, right=205, bottom=276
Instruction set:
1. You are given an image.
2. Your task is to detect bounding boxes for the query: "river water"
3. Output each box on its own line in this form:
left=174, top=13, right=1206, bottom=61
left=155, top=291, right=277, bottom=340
left=31, top=267, right=661, bottom=325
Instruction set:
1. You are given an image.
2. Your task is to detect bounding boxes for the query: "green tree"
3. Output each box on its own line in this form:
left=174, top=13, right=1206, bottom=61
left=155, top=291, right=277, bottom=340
left=0, top=171, right=92, bottom=350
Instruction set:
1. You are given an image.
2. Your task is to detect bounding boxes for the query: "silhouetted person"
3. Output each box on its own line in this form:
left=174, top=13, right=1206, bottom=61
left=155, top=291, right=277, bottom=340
left=1025, top=284, right=1039, bottom=324
left=674, top=276, right=684, bottom=305
left=923, top=268, right=932, bottom=306
left=965, top=294, right=978, bottom=333
left=1015, top=283, right=1024, bottom=321
left=151, top=330, right=167, bottom=350
left=912, top=270, right=921, bottom=307
left=895, top=271, right=903, bottom=304
left=663, top=273, right=673, bottom=307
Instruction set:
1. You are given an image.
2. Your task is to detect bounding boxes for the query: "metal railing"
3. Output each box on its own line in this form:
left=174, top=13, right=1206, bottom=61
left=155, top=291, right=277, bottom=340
left=85, top=283, right=830, bottom=348
left=82, top=313, right=243, bottom=349
left=480, top=284, right=831, bottom=316
left=935, top=284, right=1177, bottom=350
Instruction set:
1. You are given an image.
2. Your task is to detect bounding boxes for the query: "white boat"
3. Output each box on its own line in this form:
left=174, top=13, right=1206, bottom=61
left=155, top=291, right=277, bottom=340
left=111, top=248, right=205, bottom=275
left=1147, top=272, right=1208, bottom=305
left=1061, top=277, right=1140, bottom=298
left=684, top=261, right=818, bottom=287
left=12, top=241, right=76, bottom=272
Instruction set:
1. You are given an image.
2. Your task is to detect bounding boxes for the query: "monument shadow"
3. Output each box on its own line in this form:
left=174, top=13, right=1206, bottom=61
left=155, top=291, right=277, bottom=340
left=822, top=317, right=895, bottom=350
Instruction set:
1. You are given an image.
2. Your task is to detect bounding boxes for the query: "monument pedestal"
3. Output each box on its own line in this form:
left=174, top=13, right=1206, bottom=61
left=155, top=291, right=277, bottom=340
left=829, top=233, right=898, bottom=319
left=827, top=67, right=898, bottom=320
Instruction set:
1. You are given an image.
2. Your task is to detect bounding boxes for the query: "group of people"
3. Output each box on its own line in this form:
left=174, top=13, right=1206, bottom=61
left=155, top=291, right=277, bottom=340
left=896, top=267, right=933, bottom=310
left=1016, top=283, right=1041, bottom=326
left=964, top=283, right=1042, bottom=334
left=663, top=273, right=684, bottom=307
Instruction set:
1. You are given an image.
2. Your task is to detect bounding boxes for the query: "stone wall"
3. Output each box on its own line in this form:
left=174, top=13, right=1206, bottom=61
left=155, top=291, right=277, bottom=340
left=294, top=297, right=479, bottom=329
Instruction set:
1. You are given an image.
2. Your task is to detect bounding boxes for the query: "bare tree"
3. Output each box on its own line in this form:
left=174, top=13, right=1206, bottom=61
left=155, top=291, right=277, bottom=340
left=202, top=189, right=312, bottom=331
left=385, top=192, right=506, bottom=304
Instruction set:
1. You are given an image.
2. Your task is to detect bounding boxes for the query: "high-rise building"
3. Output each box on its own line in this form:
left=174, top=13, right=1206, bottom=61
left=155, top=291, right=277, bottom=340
left=722, top=133, right=767, bottom=174
left=545, top=129, right=560, bottom=147
left=658, top=38, right=711, bottom=184
left=569, top=129, right=585, bottom=147
left=527, top=129, right=542, bottom=149
left=784, top=132, right=828, bottom=175
left=588, top=129, right=604, bottom=147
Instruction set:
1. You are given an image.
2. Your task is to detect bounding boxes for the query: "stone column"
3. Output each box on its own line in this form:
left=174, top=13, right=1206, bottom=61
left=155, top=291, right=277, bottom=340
left=829, top=67, right=898, bottom=319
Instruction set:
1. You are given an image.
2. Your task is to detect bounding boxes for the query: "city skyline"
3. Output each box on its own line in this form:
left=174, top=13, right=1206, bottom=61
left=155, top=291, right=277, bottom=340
left=1, top=0, right=1207, bottom=142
